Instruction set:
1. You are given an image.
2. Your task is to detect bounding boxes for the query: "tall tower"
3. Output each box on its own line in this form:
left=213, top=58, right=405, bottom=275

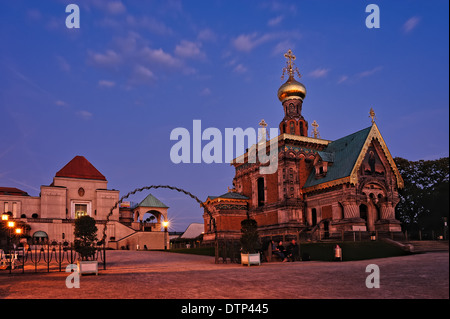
left=277, top=50, right=308, bottom=137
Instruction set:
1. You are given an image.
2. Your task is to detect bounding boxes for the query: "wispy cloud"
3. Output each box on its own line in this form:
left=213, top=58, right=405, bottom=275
left=268, top=15, right=284, bottom=27
left=233, top=64, right=248, bottom=74
left=56, top=55, right=71, bottom=72
left=402, top=16, right=421, bottom=33
left=89, top=0, right=127, bottom=15
left=55, top=100, right=68, bottom=107
left=337, top=75, right=349, bottom=84
left=200, top=88, right=212, bottom=96
left=357, top=66, right=383, bottom=78
left=87, top=49, right=121, bottom=68
left=106, top=1, right=126, bottom=15
left=308, top=68, right=330, bottom=79
left=336, top=66, right=383, bottom=84
left=76, top=110, right=93, bottom=120
left=130, top=65, right=156, bottom=84
left=175, top=40, right=205, bottom=60
left=125, top=15, right=174, bottom=36
left=141, top=47, right=182, bottom=68
left=197, top=28, right=217, bottom=42
left=232, top=33, right=275, bottom=52
left=9, top=178, right=40, bottom=193
left=98, top=80, right=116, bottom=88
left=272, top=39, right=299, bottom=56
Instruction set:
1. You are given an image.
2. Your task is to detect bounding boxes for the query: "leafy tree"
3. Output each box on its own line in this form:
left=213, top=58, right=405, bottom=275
left=395, top=157, right=449, bottom=232
left=240, top=218, right=261, bottom=254
left=74, top=215, right=98, bottom=261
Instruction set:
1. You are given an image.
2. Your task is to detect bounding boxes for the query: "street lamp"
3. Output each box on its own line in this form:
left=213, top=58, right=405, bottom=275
left=162, top=221, right=169, bottom=251
left=4, top=219, right=16, bottom=273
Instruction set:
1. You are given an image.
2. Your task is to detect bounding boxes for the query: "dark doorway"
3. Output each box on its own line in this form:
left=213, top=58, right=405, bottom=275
left=323, top=220, right=330, bottom=238
left=311, top=208, right=317, bottom=226
left=359, top=204, right=368, bottom=221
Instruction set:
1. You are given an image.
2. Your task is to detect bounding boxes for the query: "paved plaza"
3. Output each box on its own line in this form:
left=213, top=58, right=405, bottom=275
left=0, top=250, right=448, bottom=299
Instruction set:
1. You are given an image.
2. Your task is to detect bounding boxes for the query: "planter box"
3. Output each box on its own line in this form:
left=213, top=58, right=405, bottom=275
left=241, top=253, right=261, bottom=266
left=77, top=260, right=98, bottom=275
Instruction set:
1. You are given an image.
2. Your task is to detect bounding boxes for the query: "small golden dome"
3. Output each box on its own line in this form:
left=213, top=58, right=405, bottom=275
left=277, top=76, right=307, bottom=102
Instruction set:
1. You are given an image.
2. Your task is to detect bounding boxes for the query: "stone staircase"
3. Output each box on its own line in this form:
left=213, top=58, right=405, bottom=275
left=403, top=240, right=449, bottom=253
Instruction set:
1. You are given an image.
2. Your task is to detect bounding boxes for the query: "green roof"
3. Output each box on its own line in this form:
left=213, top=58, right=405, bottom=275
left=207, top=192, right=249, bottom=201
left=137, top=193, right=169, bottom=208
left=303, top=126, right=372, bottom=188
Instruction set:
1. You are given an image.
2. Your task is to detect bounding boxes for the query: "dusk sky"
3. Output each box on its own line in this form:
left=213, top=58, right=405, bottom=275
left=1, top=0, right=448, bottom=232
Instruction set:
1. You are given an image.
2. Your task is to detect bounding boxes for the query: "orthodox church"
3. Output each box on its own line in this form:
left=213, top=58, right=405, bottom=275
left=202, top=50, right=404, bottom=242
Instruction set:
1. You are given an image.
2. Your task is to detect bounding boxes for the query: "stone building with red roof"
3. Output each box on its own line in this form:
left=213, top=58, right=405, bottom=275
left=0, top=156, right=169, bottom=250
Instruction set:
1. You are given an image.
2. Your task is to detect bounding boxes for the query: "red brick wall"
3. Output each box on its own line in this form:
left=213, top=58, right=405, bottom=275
left=298, top=159, right=313, bottom=189
left=322, top=205, right=333, bottom=219
left=241, top=175, right=252, bottom=198
left=253, top=211, right=278, bottom=226
left=217, top=215, right=245, bottom=232
left=265, top=171, right=279, bottom=204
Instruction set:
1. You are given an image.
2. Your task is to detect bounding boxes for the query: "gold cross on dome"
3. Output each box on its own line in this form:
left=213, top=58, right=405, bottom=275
left=311, top=120, right=320, bottom=138
left=284, top=49, right=296, bottom=67
left=282, top=49, right=301, bottom=80
left=369, top=108, right=376, bottom=124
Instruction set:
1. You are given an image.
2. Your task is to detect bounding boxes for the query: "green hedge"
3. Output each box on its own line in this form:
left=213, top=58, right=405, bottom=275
left=167, top=242, right=412, bottom=261
left=299, top=241, right=412, bottom=261
left=168, top=247, right=215, bottom=256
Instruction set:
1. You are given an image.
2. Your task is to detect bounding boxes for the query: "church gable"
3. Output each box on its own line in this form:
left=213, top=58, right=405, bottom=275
left=350, top=123, right=404, bottom=189
left=303, top=124, right=404, bottom=192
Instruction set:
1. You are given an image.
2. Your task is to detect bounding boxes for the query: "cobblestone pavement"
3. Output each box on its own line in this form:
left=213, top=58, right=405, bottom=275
left=0, top=251, right=448, bottom=299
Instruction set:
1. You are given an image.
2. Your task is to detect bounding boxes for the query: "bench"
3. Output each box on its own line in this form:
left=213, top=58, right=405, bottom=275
left=263, top=242, right=301, bottom=262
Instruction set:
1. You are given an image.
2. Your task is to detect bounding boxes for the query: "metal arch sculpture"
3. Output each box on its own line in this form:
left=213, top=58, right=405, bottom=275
left=101, top=185, right=217, bottom=250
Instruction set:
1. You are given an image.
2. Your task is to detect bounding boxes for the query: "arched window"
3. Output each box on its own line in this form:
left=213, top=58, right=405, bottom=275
left=257, top=177, right=265, bottom=207
left=33, top=231, right=48, bottom=244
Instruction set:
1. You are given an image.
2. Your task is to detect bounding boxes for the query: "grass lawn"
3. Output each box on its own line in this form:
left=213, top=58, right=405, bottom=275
left=168, top=241, right=412, bottom=261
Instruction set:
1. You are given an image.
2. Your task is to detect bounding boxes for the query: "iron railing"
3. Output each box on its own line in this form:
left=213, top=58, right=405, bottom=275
left=0, top=242, right=106, bottom=275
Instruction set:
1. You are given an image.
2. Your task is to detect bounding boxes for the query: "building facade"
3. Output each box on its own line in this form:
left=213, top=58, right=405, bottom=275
left=202, top=50, right=404, bottom=242
left=0, top=156, right=169, bottom=250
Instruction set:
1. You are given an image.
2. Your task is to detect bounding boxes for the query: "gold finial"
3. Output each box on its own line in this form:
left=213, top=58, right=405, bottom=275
left=311, top=120, right=320, bottom=138
left=281, top=49, right=301, bottom=81
left=228, top=186, right=237, bottom=193
left=369, top=108, right=376, bottom=124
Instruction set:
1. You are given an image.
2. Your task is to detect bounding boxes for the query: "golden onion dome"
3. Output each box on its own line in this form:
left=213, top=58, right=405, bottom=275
left=277, top=76, right=307, bottom=102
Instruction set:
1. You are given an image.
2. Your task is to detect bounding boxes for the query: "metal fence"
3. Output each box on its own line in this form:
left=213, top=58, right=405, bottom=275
left=0, top=242, right=106, bottom=275
left=216, top=240, right=241, bottom=264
